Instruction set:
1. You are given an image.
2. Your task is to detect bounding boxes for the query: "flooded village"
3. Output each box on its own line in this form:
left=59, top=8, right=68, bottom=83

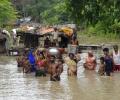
left=1, top=0, right=120, bottom=100
left=0, top=22, right=120, bottom=100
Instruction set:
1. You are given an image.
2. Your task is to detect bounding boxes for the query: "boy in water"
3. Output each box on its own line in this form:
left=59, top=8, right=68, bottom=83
left=103, top=48, right=113, bottom=76
left=98, top=57, right=105, bottom=76
left=50, top=56, right=63, bottom=81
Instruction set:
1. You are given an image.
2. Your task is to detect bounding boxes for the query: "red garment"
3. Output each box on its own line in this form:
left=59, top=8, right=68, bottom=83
left=113, top=65, right=120, bottom=71
left=37, top=60, right=45, bottom=68
left=85, top=56, right=96, bottom=70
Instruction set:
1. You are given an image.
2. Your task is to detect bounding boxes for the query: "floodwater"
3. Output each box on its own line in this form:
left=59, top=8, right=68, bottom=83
left=0, top=52, right=120, bottom=100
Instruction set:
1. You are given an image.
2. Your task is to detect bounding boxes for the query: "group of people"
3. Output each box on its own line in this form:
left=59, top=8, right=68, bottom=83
left=84, top=45, right=120, bottom=76
left=16, top=46, right=81, bottom=81
left=17, top=44, right=120, bottom=82
left=16, top=48, right=64, bottom=81
left=98, top=45, right=120, bottom=76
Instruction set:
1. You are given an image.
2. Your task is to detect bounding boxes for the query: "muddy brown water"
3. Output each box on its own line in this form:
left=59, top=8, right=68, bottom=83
left=0, top=52, right=120, bottom=100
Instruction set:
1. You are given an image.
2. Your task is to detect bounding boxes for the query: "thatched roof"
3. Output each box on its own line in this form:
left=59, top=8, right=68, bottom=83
left=17, top=24, right=76, bottom=36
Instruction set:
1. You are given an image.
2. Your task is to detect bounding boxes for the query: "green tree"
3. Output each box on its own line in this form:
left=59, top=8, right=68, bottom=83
left=0, top=0, right=17, bottom=27
left=41, top=1, right=69, bottom=25
left=14, top=0, right=70, bottom=24
left=66, top=0, right=120, bottom=34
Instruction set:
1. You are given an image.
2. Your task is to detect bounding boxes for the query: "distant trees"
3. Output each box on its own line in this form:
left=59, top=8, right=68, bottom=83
left=13, top=0, right=70, bottom=24
left=65, top=0, right=120, bottom=34
left=11, top=0, right=120, bottom=35
left=41, top=1, right=69, bottom=25
left=0, top=0, right=17, bottom=27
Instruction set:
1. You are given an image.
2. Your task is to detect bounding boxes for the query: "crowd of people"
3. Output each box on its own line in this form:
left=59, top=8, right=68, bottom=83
left=98, top=45, right=120, bottom=76
left=16, top=44, right=120, bottom=82
left=84, top=45, right=120, bottom=76
left=17, top=48, right=63, bottom=81
left=16, top=46, right=81, bottom=81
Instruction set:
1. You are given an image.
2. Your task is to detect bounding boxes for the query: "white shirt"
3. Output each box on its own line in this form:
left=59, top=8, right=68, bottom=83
left=52, top=31, right=58, bottom=40
left=113, top=50, right=120, bottom=65
left=12, top=29, right=17, bottom=39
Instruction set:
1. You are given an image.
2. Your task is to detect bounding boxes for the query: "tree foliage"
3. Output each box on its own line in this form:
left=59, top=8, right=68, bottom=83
left=13, top=0, right=120, bottom=35
left=66, top=0, right=120, bottom=34
left=0, top=0, right=17, bottom=27
left=14, top=0, right=70, bottom=24
left=41, top=1, right=69, bottom=25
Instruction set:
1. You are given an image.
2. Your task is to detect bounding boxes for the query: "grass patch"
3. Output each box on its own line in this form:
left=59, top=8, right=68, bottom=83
left=78, top=32, right=120, bottom=45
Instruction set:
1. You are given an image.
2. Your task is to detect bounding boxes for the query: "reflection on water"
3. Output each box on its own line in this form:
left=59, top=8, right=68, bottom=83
left=0, top=53, right=120, bottom=100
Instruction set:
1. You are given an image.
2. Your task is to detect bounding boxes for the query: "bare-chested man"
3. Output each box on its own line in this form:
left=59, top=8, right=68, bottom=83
left=49, top=55, right=63, bottom=81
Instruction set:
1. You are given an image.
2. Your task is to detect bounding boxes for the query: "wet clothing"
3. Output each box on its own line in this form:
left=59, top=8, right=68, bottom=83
left=65, top=57, right=77, bottom=76
left=113, top=51, right=120, bottom=65
left=85, top=56, right=96, bottom=70
left=36, top=59, right=46, bottom=76
left=31, top=65, right=36, bottom=72
left=104, top=56, right=113, bottom=76
left=36, top=59, right=46, bottom=70
left=37, top=60, right=45, bottom=68
left=113, top=51, right=120, bottom=71
left=65, top=57, right=77, bottom=70
left=35, top=69, right=46, bottom=77
left=113, top=65, right=120, bottom=71
left=28, top=50, right=36, bottom=72
left=28, top=54, right=35, bottom=65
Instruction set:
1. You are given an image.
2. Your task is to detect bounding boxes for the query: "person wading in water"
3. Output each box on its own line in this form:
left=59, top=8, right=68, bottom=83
left=35, top=52, right=47, bottom=77
left=49, top=55, right=63, bottom=81
left=103, top=48, right=113, bottom=76
left=64, top=53, right=77, bottom=76
left=112, top=45, right=120, bottom=72
left=84, top=51, right=96, bottom=70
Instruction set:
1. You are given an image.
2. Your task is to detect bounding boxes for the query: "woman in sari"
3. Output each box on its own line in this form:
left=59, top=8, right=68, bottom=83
left=35, top=52, right=47, bottom=77
left=65, top=53, right=77, bottom=76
